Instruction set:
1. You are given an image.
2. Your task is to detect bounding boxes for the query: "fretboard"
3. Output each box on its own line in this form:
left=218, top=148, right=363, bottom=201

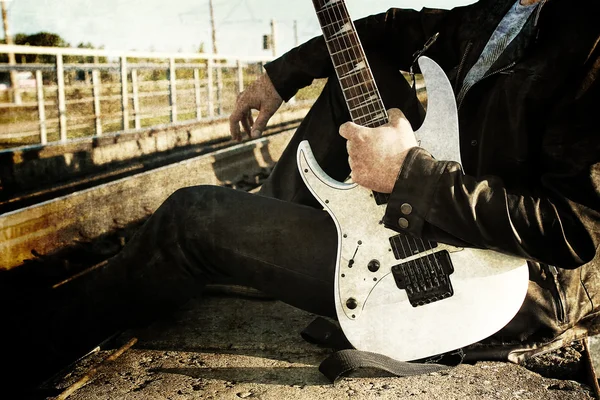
left=313, top=0, right=388, bottom=128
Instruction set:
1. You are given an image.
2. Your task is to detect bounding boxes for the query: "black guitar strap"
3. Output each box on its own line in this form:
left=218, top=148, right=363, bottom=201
left=301, top=317, right=464, bottom=382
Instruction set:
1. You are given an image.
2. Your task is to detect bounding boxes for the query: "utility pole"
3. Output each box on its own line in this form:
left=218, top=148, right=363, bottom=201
left=270, top=19, right=277, bottom=57
left=1, top=0, right=21, bottom=105
left=294, top=20, right=299, bottom=47
left=209, top=0, right=218, bottom=54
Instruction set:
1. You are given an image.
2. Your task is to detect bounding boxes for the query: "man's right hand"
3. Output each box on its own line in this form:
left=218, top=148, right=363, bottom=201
left=229, top=73, right=283, bottom=141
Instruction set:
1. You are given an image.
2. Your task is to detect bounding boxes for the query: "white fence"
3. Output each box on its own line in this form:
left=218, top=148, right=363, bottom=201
left=0, top=45, right=274, bottom=149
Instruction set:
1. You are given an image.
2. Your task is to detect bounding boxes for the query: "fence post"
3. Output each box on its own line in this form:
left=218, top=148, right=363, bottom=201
left=120, top=56, right=129, bottom=130
left=237, top=60, right=244, bottom=93
left=56, top=54, right=67, bottom=142
left=207, top=58, right=214, bottom=117
left=131, top=68, right=141, bottom=129
left=216, top=63, right=223, bottom=115
left=35, top=70, right=47, bottom=145
left=194, top=68, right=202, bottom=120
left=168, top=57, right=178, bottom=123
left=92, top=69, right=103, bottom=135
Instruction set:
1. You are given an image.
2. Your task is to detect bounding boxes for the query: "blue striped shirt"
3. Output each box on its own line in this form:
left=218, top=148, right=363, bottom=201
left=457, top=0, right=539, bottom=105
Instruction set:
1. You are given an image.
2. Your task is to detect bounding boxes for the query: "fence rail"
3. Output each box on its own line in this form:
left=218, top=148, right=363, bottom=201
left=0, top=45, right=276, bottom=149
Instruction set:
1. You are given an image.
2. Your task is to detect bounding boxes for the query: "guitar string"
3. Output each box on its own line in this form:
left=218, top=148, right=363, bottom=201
left=320, top=1, right=360, bottom=119
left=325, top=4, right=389, bottom=208
left=320, top=0, right=445, bottom=283
left=327, top=1, right=379, bottom=126
left=328, top=0, right=388, bottom=210
left=340, top=1, right=440, bottom=276
left=411, top=234, right=438, bottom=291
left=396, top=235, right=422, bottom=295
left=335, top=0, right=442, bottom=270
left=402, top=234, right=429, bottom=294
left=331, top=2, right=363, bottom=112
left=338, top=1, right=440, bottom=278
left=338, top=1, right=384, bottom=128
left=334, top=1, right=440, bottom=267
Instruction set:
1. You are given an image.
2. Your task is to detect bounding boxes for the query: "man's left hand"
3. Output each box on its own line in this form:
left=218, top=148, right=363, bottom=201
left=339, top=108, right=418, bottom=193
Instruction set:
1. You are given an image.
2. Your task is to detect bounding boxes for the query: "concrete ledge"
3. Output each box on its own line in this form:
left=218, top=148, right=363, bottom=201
left=0, top=131, right=293, bottom=270
left=0, top=104, right=309, bottom=197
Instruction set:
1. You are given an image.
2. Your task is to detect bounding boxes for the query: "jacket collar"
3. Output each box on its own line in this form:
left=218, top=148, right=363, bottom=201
left=461, top=0, right=551, bottom=77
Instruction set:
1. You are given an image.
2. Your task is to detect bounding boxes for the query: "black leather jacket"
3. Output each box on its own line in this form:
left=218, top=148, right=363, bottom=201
left=264, top=0, right=600, bottom=341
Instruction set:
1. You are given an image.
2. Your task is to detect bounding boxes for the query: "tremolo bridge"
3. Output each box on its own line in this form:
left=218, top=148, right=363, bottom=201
left=391, top=250, right=454, bottom=307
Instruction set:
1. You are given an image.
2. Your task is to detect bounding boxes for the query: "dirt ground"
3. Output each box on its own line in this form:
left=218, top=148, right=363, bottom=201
left=44, top=295, right=595, bottom=400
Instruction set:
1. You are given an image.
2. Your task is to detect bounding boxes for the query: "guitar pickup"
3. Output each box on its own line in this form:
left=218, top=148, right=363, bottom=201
left=391, top=250, right=454, bottom=307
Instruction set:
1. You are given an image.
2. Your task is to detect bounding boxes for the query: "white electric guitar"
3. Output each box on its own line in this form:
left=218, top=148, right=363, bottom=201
left=297, top=0, right=529, bottom=361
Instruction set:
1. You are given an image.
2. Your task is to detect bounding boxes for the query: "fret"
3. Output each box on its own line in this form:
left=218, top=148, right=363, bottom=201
left=320, top=19, right=349, bottom=32
left=362, top=116, right=389, bottom=128
left=315, top=0, right=343, bottom=13
left=317, top=9, right=348, bottom=29
left=357, top=111, right=387, bottom=124
left=330, top=45, right=361, bottom=58
left=334, top=62, right=367, bottom=79
left=341, top=81, right=373, bottom=93
left=331, top=50, right=364, bottom=67
left=313, top=0, right=388, bottom=127
left=354, top=109, right=387, bottom=123
left=344, top=87, right=371, bottom=102
left=339, top=69, right=368, bottom=82
left=348, top=97, right=380, bottom=112
left=322, top=23, right=356, bottom=38
left=339, top=74, right=371, bottom=91
left=349, top=100, right=384, bottom=116
left=337, top=62, right=367, bottom=78
left=324, top=28, right=361, bottom=50
left=346, top=91, right=379, bottom=102
left=346, top=92, right=380, bottom=109
left=324, top=33, right=360, bottom=48
left=356, top=107, right=385, bottom=119
left=331, top=58, right=364, bottom=72
left=365, top=118, right=389, bottom=128
left=328, top=45, right=363, bottom=65
left=315, top=3, right=346, bottom=23
left=354, top=113, right=388, bottom=128
left=324, top=35, right=359, bottom=52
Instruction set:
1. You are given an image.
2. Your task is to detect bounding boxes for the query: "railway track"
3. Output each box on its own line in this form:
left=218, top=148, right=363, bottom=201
left=0, top=111, right=303, bottom=272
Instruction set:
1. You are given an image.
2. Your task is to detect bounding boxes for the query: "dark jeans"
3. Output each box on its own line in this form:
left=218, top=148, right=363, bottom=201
left=59, top=55, right=424, bottom=347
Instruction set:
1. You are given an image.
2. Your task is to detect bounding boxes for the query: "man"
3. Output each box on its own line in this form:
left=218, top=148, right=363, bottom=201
left=228, top=0, right=600, bottom=347
left=5, top=0, right=600, bottom=389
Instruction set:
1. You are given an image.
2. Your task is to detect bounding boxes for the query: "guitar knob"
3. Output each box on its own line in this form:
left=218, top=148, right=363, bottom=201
left=368, top=260, right=380, bottom=272
left=346, top=298, right=358, bottom=310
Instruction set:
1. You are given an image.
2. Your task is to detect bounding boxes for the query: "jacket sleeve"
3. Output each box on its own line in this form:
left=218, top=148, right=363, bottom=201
left=264, top=7, right=460, bottom=102
left=383, top=65, right=600, bottom=269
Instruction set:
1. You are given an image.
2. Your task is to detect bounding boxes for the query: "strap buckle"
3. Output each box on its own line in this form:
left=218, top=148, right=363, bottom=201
left=410, top=32, right=440, bottom=87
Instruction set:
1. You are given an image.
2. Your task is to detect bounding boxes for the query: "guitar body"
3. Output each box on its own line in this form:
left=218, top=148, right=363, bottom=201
left=299, top=0, right=529, bottom=361
left=297, top=58, right=529, bottom=360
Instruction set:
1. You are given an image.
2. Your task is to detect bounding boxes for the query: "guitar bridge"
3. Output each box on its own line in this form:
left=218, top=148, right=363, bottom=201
left=391, top=250, right=454, bottom=307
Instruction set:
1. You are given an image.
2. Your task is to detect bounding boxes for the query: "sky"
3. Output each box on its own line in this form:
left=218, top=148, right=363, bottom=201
left=3, top=0, right=476, bottom=57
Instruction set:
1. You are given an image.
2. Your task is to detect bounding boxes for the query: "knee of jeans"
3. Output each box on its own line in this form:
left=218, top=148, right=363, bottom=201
left=163, top=185, right=218, bottom=217
left=154, top=186, right=222, bottom=243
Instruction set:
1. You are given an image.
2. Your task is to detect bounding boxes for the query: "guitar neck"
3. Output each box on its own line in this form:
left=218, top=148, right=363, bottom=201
left=313, top=0, right=388, bottom=128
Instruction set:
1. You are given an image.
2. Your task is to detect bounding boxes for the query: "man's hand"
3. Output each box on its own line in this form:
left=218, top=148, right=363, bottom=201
left=229, top=73, right=283, bottom=141
left=339, top=108, right=418, bottom=193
